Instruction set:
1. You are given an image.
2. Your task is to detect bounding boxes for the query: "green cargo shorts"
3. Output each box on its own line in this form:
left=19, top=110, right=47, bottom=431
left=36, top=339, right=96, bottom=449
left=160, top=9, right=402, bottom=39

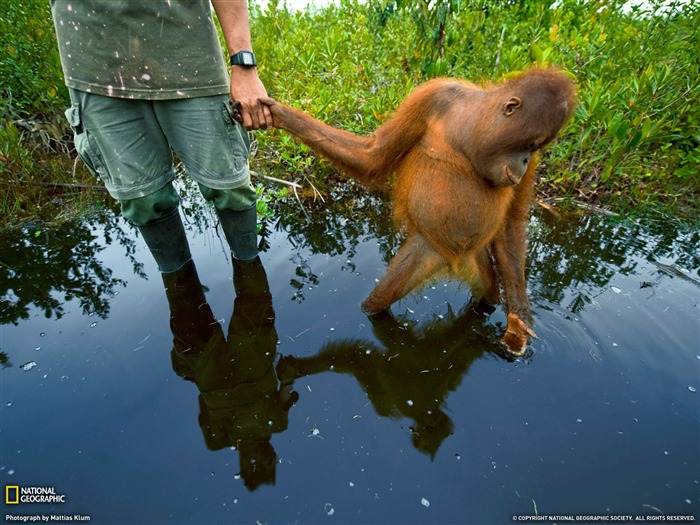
left=65, top=89, right=252, bottom=202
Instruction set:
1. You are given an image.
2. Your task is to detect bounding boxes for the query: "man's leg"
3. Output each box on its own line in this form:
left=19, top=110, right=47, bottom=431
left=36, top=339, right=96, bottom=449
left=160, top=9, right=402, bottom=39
left=199, top=183, right=258, bottom=261
left=154, top=96, right=258, bottom=260
left=66, top=89, right=191, bottom=272
left=121, top=184, right=192, bottom=273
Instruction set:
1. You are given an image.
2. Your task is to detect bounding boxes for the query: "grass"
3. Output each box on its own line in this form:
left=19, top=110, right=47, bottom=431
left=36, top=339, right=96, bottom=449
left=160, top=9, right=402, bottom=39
left=1, top=0, right=698, bottom=231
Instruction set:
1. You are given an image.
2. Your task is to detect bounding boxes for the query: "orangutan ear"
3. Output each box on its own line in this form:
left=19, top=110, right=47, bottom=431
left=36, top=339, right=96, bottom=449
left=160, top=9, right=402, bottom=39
left=502, top=97, right=522, bottom=116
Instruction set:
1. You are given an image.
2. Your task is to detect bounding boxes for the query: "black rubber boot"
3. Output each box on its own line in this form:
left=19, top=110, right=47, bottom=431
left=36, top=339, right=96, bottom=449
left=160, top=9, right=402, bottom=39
left=137, top=207, right=192, bottom=273
left=162, top=260, right=221, bottom=357
left=231, top=256, right=274, bottom=333
left=216, top=205, right=258, bottom=261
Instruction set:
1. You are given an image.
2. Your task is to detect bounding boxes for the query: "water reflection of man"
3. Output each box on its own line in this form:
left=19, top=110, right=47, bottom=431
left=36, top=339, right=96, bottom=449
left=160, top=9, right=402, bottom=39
left=165, top=256, right=297, bottom=490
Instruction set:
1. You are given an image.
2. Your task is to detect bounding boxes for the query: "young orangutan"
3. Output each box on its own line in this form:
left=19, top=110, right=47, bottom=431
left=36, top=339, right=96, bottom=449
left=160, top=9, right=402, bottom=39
left=259, top=68, right=576, bottom=355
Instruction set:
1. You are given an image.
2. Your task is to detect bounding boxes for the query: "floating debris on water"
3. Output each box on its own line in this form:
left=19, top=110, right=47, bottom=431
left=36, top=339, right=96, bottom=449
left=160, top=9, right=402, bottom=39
left=421, top=497, right=430, bottom=508
left=324, top=503, right=334, bottom=516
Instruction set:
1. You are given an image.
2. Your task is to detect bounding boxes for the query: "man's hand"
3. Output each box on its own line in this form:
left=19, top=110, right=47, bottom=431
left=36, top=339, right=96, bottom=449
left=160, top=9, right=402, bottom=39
left=230, top=66, right=273, bottom=131
left=210, top=0, right=272, bottom=130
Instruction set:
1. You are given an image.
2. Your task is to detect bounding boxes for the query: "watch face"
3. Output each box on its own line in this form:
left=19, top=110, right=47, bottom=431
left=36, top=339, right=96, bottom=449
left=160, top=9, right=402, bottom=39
left=232, top=51, right=256, bottom=67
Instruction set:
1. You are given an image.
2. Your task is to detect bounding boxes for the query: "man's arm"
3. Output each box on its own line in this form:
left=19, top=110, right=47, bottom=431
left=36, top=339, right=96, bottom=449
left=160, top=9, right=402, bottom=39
left=211, top=0, right=273, bottom=130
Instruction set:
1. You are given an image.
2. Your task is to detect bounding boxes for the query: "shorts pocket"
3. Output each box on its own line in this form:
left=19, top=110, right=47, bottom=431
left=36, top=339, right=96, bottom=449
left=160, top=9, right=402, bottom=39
left=65, top=103, right=110, bottom=184
left=222, top=100, right=251, bottom=171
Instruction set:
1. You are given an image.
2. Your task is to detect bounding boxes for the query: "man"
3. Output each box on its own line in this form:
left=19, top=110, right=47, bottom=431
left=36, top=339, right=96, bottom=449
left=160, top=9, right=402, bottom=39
left=50, top=0, right=273, bottom=271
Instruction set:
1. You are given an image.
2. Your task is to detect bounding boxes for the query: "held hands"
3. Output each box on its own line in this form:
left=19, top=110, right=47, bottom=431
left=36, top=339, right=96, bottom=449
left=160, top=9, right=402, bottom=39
left=231, top=95, right=281, bottom=130
left=229, top=68, right=273, bottom=131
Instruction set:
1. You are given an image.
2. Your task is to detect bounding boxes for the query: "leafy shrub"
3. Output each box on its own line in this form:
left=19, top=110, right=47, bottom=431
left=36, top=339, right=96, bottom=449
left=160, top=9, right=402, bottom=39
left=1, top=0, right=698, bottom=225
left=0, top=0, right=103, bottom=229
left=0, top=0, right=67, bottom=118
left=253, top=0, right=698, bottom=219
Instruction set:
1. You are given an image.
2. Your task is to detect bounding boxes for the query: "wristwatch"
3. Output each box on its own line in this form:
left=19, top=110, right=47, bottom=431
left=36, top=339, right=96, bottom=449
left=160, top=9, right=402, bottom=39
left=230, top=50, right=257, bottom=67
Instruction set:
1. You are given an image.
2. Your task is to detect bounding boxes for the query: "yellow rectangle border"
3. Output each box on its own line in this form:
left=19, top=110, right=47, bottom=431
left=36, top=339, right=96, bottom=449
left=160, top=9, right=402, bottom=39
left=6, top=485, right=20, bottom=504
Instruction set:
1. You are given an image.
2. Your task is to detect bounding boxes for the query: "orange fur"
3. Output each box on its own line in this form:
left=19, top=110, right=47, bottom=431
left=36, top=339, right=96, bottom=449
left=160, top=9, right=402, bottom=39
left=262, top=68, right=576, bottom=355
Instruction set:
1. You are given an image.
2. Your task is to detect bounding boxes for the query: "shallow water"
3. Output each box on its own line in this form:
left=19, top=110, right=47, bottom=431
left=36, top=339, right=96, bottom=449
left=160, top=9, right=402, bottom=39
left=1, top=187, right=699, bottom=524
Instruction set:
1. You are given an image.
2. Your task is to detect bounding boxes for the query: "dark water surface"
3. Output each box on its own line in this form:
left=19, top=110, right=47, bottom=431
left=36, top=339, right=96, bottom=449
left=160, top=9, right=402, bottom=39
left=1, top=188, right=699, bottom=524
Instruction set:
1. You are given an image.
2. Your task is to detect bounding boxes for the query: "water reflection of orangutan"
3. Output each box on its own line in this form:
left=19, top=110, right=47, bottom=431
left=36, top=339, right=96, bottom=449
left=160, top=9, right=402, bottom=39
left=260, top=68, right=576, bottom=355
left=164, top=257, right=297, bottom=491
left=277, top=305, right=506, bottom=458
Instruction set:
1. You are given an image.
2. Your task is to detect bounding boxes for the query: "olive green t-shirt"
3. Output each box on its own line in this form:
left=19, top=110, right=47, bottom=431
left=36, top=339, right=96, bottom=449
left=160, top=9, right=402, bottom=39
left=50, top=0, right=230, bottom=100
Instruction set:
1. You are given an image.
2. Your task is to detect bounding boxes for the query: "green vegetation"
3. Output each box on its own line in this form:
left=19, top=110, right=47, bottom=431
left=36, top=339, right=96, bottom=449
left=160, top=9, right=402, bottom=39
left=1, top=0, right=106, bottom=228
left=2, top=0, right=698, bottom=231
left=253, top=0, right=699, bottom=220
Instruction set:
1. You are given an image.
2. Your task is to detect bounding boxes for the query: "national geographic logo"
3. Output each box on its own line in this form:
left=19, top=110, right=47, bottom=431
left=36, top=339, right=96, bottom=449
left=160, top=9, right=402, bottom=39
left=5, top=486, right=66, bottom=504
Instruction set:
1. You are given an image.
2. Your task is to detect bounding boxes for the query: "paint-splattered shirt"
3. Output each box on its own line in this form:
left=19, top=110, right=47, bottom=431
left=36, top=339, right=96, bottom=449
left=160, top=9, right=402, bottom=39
left=50, top=0, right=229, bottom=100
